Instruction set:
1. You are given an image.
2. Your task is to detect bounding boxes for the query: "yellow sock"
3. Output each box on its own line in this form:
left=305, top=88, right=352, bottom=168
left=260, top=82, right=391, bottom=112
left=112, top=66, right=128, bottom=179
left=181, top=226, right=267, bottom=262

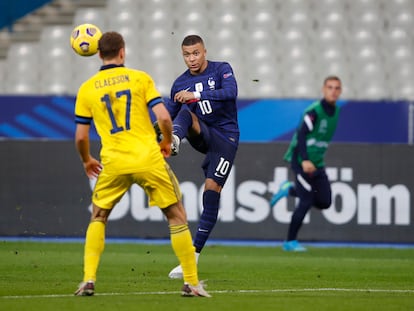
left=83, top=221, right=105, bottom=282
left=170, top=224, right=199, bottom=286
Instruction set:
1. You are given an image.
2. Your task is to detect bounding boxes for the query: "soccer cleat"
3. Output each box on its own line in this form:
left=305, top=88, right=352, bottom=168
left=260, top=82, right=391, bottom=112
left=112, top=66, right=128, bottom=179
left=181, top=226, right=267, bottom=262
left=74, top=281, right=95, bottom=296
left=168, top=264, right=183, bottom=279
left=270, top=181, right=293, bottom=207
left=171, top=134, right=180, bottom=156
left=181, top=281, right=211, bottom=298
left=282, top=240, right=307, bottom=252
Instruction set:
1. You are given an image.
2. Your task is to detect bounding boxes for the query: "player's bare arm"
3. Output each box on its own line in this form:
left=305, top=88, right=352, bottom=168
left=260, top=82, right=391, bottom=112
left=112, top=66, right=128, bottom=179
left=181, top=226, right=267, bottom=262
left=75, top=123, right=102, bottom=178
left=152, top=103, right=173, bottom=157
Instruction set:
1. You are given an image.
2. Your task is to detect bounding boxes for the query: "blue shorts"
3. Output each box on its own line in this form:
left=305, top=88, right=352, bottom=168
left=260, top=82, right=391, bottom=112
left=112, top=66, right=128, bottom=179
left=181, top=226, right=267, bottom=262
left=187, top=121, right=239, bottom=187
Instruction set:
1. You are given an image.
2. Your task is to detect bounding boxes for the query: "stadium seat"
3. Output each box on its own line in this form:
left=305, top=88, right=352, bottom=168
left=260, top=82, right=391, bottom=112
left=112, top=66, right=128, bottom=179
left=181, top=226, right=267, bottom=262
left=346, top=0, right=384, bottom=33
left=244, top=0, right=279, bottom=31
left=390, top=77, right=414, bottom=100
left=37, top=25, right=73, bottom=94
left=387, top=11, right=414, bottom=33
left=384, top=30, right=414, bottom=100
left=382, top=0, right=414, bottom=31
left=246, top=27, right=278, bottom=53
left=243, top=32, right=278, bottom=97
left=283, top=45, right=314, bottom=73
left=381, top=28, right=413, bottom=66
left=5, top=42, right=41, bottom=94
left=209, top=27, right=243, bottom=59
left=242, top=39, right=281, bottom=98
left=280, top=9, right=314, bottom=31
left=345, top=28, right=379, bottom=52
left=2, top=0, right=414, bottom=100
left=139, top=27, right=175, bottom=68
left=388, top=61, right=414, bottom=100
left=40, top=46, right=73, bottom=94
left=106, top=0, right=141, bottom=15
left=138, top=31, right=177, bottom=96
left=280, top=0, right=312, bottom=16
left=355, top=83, right=388, bottom=100
left=40, top=25, right=73, bottom=45
left=173, top=0, right=209, bottom=39
left=317, top=58, right=351, bottom=80
left=40, top=74, right=72, bottom=94
left=347, top=0, right=382, bottom=13
left=314, top=9, right=348, bottom=33
left=278, top=26, right=311, bottom=50
left=314, top=51, right=350, bottom=87
left=312, top=28, right=346, bottom=49
left=351, top=59, right=389, bottom=100
left=72, top=7, right=108, bottom=31
left=70, top=53, right=102, bottom=94
left=209, top=0, right=244, bottom=32
left=310, top=0, right=346, bottom=14
left=142, top=9, right=174, bottom=32
left=279, top=0, right=313, bottom=32
left=245, top=74, right=283, bottom=99
left=280, top=61, right=319, bottom=99
left=347, top=42, right=383, bottom=68
left=108, top=10, right=140, bottom=32
left=175, top=11, right=209, bottom=36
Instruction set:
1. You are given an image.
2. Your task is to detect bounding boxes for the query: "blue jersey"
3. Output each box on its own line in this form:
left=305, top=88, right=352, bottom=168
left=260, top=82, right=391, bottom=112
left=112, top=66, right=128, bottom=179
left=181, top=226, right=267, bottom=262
left=167, top=61, right=239, bottom=139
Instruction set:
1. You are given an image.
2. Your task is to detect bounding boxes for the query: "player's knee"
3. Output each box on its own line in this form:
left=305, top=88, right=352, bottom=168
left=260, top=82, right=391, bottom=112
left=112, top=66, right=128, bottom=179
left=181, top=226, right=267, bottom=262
left=316, top=198, right=332, bottom=210
left=91, top=207, right=111, bottom=223
left=162, top=201, right=187, bottom=225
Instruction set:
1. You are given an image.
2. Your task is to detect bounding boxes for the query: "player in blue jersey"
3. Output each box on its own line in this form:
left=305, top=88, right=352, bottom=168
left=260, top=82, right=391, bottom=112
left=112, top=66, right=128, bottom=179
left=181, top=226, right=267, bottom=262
left=269, top=76, right=342, bottom=252
left=165, top=35, right=239, bottom=279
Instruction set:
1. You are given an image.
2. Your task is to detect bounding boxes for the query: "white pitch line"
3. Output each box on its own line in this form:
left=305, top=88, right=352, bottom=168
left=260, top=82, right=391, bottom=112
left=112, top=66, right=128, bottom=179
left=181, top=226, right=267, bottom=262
left=2, top=288, right=414, bottom=299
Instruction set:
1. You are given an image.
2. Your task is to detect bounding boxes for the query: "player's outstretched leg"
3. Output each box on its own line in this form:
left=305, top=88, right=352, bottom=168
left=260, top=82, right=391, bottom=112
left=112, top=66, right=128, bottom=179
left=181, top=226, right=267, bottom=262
left=169, top=263, right=183, bottom=279
left=171, top=134, right=180, bottom=156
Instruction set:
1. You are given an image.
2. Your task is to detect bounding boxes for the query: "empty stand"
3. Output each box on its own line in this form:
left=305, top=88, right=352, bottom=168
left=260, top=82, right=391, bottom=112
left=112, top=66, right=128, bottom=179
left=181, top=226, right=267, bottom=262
left=1, top=0, right=414, bottom=100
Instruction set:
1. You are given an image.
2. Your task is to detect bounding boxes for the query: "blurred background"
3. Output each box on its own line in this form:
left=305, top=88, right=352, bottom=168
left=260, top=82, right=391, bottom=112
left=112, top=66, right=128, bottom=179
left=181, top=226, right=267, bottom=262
left=0, top=0, right=414, bottom=100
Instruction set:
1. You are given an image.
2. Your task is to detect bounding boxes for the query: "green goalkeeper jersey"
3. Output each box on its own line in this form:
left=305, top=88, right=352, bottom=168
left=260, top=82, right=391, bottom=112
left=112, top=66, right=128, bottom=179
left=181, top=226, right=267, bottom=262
left=284, top=100, right=339, bottom=168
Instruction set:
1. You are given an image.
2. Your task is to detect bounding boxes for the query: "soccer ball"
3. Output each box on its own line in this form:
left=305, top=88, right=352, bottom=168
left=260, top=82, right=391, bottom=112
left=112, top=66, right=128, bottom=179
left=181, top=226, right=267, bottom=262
left=70, top=23, right=102, bottom=56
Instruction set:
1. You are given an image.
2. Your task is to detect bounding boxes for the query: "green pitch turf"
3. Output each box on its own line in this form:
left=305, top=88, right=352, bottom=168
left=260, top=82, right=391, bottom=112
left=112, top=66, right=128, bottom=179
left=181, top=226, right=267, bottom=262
left=0, top=241, right=413, bottom=311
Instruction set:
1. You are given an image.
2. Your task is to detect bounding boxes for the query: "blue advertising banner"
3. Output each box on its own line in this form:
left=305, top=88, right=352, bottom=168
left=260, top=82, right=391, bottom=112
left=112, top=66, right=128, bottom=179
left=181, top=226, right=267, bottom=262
left=0, top=96, right=411, bottom=143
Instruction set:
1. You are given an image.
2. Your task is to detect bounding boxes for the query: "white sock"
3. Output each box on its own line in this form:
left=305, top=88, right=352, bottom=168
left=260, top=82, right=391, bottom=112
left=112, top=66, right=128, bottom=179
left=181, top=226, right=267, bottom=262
left=195, top=252, right=200, bottom=264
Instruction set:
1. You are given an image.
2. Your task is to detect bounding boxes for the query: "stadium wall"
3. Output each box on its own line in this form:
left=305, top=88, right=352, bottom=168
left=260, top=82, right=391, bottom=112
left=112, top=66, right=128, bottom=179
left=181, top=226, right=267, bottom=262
left=0, top=141, right=413, bottom=243
left=0, top=96, right=412, bottom=243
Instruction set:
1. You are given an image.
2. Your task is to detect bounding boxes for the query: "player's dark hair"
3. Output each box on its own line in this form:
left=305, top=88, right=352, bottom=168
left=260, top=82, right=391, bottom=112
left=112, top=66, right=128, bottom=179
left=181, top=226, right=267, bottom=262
left=182, top=34, right=204, bottom=47
left=98, top=31, right=125, bottom=59
left=324, top=75, right=341, bottom=85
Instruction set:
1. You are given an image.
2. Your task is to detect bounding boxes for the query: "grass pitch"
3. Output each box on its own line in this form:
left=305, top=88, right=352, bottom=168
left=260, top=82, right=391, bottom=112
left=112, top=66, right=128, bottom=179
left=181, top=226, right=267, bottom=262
left=0, top=240, right=413, bottom=311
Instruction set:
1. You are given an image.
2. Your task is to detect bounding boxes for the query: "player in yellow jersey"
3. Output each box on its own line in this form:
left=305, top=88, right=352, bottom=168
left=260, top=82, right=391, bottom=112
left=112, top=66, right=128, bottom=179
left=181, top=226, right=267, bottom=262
left=73, top=31, right=210, bottom=297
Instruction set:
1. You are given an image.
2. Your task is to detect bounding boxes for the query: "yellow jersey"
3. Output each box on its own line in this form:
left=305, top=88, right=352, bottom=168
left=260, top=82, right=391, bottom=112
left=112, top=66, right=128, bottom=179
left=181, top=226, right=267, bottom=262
left=75, top=64, right=164, bottom=174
